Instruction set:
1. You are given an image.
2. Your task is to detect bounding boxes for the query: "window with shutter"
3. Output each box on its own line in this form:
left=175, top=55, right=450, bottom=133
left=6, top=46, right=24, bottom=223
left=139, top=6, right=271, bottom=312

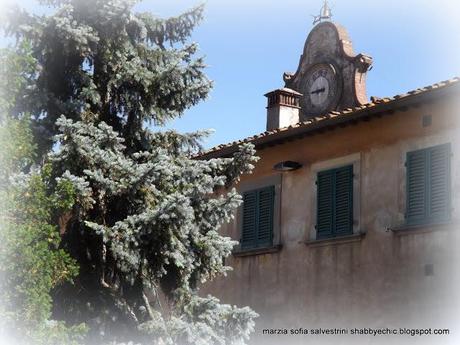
left=241, top=186, right=275, bottom=249
left=316, top=165, right=353, bottom=239
left=406, top=143, right=451, bottom=225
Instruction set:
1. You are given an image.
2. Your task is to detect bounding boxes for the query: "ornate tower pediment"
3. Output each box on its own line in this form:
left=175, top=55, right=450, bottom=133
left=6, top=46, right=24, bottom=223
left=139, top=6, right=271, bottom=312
left=283, top=21, right=372, bottom=120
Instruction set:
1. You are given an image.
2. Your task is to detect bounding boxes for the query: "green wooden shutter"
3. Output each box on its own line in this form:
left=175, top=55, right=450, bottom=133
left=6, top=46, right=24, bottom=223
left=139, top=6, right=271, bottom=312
left=406, top=149, right=427, bottom=224
left=406, top=143, right=451, bottom=225
left=317, top=165, right=353, bottom=239
left=241, top=186, right=275, bottom=249
left=334, top=165, right=354, bottom=236
left=317, top=170, right=334, bottom=239
left=257, top=186, right=274, bottom=247
left=242, top=191, right=257, bottom=248
left=428, top=144, right=450, bottom=222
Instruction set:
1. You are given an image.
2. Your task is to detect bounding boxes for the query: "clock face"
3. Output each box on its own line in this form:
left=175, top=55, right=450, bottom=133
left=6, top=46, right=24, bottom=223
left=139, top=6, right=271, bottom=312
left=310, top=75, right=330, bottom=107
left=302, top=64, right=340, bottom=115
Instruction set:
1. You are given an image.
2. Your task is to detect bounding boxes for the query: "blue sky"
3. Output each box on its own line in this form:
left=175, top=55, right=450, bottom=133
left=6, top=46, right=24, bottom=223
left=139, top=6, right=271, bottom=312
left=2, top=0, right=460, bottom=149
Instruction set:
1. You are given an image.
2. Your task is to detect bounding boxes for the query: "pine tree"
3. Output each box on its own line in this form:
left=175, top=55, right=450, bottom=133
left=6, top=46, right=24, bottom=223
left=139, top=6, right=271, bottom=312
left=2, top=1, right=258, bottom=344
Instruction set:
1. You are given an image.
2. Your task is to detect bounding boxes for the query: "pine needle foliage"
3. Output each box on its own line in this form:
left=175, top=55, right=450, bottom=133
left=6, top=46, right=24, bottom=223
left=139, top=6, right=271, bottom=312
left=2, top=1, right=259, bottom=344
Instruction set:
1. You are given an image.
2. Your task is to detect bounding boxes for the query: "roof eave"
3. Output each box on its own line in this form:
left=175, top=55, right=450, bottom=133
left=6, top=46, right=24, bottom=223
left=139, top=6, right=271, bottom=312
left=198, top=80, right=460, bottom=160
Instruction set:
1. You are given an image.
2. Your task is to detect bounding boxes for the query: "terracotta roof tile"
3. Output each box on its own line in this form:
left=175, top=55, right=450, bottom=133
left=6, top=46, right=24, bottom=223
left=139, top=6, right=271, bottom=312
left=198, top=77, right=460, bottom=159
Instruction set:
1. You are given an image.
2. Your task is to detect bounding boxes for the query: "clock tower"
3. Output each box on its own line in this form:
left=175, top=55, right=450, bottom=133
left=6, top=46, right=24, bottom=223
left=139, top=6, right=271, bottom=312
left=265, top=2, right=372, bottom=129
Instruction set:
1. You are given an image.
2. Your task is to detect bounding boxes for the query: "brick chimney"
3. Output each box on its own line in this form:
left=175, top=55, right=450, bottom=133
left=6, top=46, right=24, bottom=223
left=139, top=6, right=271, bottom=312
left=265, top=88, right=302, bottom=130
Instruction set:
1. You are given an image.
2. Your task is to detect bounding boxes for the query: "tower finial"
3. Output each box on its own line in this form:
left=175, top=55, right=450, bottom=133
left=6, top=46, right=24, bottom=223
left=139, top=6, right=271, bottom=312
left=312, top=0, right=333, bottom=25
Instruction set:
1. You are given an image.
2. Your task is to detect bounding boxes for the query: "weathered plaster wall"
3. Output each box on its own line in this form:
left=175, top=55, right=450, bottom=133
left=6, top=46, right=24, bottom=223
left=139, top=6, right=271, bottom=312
left=202, top=98, right=460, bottom=345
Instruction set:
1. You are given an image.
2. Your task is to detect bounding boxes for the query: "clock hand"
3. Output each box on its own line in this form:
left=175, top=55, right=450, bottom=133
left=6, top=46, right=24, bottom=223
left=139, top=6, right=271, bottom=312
left=311, top=87, right=325, bottom=95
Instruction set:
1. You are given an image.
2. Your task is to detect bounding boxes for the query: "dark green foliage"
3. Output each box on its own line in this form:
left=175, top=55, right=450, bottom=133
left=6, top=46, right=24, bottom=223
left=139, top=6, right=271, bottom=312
left=0, top=42, right=38, bottom=122
left=0, top=118, right=86, bottom=345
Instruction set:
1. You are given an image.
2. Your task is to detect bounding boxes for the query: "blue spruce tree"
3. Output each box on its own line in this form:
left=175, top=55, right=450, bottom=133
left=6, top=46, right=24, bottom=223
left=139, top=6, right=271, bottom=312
left=2, top=1, right=258, bottom=344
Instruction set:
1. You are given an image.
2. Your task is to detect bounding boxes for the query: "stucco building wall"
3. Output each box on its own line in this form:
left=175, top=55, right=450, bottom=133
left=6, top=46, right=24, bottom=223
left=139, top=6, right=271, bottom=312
left=202, top=98, right=460, bottom=344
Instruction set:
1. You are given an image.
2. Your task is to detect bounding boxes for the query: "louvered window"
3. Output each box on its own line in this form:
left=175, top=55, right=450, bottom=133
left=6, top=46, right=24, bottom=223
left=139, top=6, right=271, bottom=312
left=406, top=144, right=451, bottom=225
left=316, top=165, right=353, bottom=239
left=241, top=186, right=275, bottom=249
